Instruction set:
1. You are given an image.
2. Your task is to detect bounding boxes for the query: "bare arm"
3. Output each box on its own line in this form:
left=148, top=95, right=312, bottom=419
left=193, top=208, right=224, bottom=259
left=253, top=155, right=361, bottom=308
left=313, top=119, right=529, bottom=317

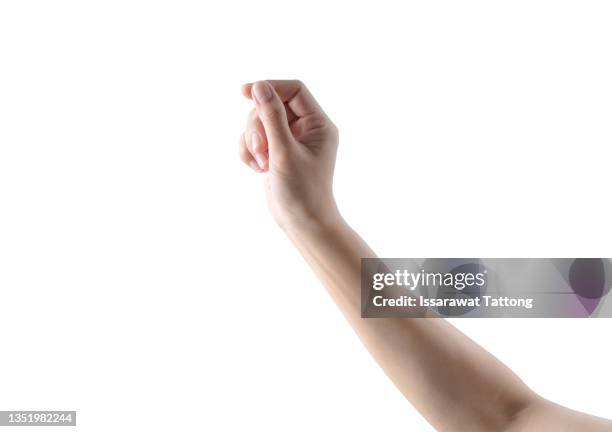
left=284, top=215, right=535, bottom=431
left=239, top=79, right=612, bottom=432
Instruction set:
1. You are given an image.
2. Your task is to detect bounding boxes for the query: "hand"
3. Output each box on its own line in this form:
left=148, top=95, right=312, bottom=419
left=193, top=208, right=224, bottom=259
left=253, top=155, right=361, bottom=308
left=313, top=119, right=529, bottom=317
left=239, top=80, right=340, bottom=229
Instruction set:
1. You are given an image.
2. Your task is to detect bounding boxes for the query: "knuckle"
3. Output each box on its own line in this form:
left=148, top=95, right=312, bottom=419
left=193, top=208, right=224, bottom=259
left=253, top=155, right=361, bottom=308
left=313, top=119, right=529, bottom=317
left=304, top=113, right=327, bottom=130
left=303, top=113, right=338, bottom=139
left=330, top=121, right=339, bottom=135
left=292, top=80, right=308, bottom=99
left=327, top=121, right=339, bottom=142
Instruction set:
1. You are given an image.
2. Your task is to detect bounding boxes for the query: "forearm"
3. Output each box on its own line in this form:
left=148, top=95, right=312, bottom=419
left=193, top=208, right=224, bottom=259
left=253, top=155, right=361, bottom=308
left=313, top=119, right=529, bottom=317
left=283, top=213, right=372, bottom=319
left=283, top=213, right=537, bottom=431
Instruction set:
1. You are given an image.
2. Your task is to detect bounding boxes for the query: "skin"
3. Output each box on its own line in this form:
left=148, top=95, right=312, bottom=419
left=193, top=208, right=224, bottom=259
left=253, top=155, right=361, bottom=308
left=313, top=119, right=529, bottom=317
left=239, top=80, right=612, bottom=432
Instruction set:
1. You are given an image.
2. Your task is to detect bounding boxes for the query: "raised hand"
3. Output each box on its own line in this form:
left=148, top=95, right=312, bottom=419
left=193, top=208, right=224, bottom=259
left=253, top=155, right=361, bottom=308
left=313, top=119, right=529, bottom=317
left=239, top=80, right=340, bottom=229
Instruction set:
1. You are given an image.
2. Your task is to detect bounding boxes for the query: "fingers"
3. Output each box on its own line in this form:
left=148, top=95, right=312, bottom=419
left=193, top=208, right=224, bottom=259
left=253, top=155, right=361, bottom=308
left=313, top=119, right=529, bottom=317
left=242, top=80, right=323, bottom=118
left=240, top=80, right=320, bottom=173
left=250, top=81, right=294, bottom=155
left=239, top=109, right=269, bottom=172
left=238, top=133, right=263, bottom=173
left=245, top=109, right=268, bottom=171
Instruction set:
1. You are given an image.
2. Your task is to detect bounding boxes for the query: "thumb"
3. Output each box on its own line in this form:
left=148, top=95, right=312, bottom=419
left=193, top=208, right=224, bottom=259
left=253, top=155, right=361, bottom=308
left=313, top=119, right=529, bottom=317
left=251, top=81, right=294, bottom=155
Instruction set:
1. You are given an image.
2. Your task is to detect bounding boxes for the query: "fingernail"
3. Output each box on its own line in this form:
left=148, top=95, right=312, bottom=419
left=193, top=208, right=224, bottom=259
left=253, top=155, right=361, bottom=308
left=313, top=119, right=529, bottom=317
left=254, top=152, right=268, bottom=170
left=251, top=131, right=262, bottom=153
left=252, top=81, right=272, bottom=104
left=249, top=160, right=262, bottom=172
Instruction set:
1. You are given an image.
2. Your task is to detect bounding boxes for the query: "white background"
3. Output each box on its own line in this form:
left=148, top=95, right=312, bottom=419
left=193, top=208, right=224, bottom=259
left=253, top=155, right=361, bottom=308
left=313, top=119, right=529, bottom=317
left=1, top=1, right=611, bottom=431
